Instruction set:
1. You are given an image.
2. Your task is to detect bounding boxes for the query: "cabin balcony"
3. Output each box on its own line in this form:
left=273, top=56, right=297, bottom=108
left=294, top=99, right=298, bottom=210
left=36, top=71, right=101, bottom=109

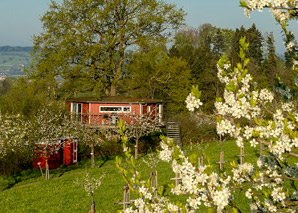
left=70, top=112, right=164, bottom=129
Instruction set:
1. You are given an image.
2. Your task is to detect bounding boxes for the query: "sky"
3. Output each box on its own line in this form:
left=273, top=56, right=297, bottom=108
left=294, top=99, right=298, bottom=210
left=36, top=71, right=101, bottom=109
left=0, top=0, right=297, bottom=54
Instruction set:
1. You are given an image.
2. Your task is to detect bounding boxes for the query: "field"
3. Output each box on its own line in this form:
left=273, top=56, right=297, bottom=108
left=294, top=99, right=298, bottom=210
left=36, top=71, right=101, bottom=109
left=0, top=139, right=264, bottom=212
left=0, top=46, right=31, bottom=76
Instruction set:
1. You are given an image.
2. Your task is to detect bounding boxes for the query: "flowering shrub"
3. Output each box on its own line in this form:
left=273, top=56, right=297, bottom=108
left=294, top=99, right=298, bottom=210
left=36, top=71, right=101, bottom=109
left=117, top=16, right=298, bottom=211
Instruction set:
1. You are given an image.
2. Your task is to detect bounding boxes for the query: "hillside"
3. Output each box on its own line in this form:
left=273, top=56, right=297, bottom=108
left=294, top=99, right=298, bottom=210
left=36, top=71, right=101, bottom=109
left=0, top=46, right=32, bottom=77
left=0, top=140, right=260, bottom=212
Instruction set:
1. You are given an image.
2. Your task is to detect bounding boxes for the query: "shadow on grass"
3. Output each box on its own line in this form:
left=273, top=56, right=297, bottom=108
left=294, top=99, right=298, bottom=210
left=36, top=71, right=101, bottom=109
left=98, top=156, right=110, bottom=168
left=0, top=169, right=41, bottom=191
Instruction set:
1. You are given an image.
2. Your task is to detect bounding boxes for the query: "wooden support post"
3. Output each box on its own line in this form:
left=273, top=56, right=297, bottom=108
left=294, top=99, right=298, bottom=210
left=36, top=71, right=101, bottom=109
left=122, top=185, right=130, bottom=210
left=170, top=173, right=182, bottom=187
left=198, top=156, right=204, bottom=168
left=45, top=158, right=50, bottom=180
left=38, top=162, right=44, bottom=178
left=115, top=185, right=134, bottom=210
left=217, top=151, right=226, bottom=170
left=150, top=171, right=158, bottom=188
left=122, top=185, right=126, bottom=210
left=126, top=186, right=130, bottom=210
left=239, top=147, right=245, bottom=165
left=149, top=171, right=158, bottom=195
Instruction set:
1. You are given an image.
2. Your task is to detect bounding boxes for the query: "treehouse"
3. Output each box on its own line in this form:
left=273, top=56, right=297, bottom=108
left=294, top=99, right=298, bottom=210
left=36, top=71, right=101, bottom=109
left=66, top=96, right=163, bottom=126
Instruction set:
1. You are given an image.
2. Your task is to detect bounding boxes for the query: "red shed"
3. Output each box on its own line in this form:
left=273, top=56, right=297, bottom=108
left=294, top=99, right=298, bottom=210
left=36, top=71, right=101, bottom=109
left=66, top=96, right=163, bottom=125
left=33, top=139, right=78, bottom=169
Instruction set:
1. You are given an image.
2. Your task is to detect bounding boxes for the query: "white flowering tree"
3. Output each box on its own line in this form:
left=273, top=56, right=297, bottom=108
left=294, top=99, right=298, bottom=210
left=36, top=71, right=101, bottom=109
left=121, top=112, right=162, bottom=159
left=74, top=171, right=105, bottom=212
left=75, top=123, right=106, bottom=169
left=115, top=1, right=298, bottom=211
left=29, top=107, right=77, bottom=180
left=0, top=113, right=30, bottom=158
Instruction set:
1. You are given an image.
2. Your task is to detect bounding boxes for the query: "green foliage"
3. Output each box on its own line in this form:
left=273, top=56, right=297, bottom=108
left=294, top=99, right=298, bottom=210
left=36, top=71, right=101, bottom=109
left=0, top=148, right=33, bottom=176
left=31, top=0, right=185, bottom=97
left=123, top=42, right=191, bottom=112
left=0, top=77, right=57, bottom=118
left=169, top=24, right=235, bottom=113
left=190, top=85, right=201, bottom=99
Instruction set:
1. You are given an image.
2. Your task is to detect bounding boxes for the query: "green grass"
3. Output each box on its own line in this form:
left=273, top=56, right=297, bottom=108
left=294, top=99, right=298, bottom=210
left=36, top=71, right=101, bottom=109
left=0, top=140, right=268, bottom=212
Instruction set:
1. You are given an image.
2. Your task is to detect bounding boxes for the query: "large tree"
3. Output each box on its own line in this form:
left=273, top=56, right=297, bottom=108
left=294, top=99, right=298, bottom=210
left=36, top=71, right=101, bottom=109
left=31, top=0, right=185, bottom=97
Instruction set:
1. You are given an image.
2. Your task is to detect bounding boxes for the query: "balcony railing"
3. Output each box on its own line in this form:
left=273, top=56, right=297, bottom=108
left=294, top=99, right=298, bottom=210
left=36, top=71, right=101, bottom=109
left=71, top=113, right=164, bottom=127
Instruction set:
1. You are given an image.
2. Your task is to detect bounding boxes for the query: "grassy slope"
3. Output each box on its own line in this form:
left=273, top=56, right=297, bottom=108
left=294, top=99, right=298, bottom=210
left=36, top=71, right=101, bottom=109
left=0, top=140, right=260, bottom=212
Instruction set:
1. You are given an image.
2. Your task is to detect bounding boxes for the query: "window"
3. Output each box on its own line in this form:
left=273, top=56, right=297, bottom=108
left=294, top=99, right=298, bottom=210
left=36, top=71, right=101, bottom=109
left=99, top=106, right=131, bottom=113
left=72, top=103, right=82, bottom=122
left=123, top=107, right=131, bottom=112
left=100, top=107, right=122, bottom=112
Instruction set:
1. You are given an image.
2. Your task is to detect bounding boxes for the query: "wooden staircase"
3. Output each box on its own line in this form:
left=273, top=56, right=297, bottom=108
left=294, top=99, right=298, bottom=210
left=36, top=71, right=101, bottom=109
left=166, top=122, right=181, bottom=147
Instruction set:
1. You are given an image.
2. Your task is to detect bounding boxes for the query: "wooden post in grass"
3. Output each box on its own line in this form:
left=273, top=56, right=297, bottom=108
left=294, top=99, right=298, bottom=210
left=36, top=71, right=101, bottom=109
left=217, top=151, right=226, bottom=170
left=170, top=173, right=182, bottom=187
left=124, top=185, right=130, bottom=210
left=37, top=162, right=44, bottom=178
left=260, top=143, right=265, bottom=156
left=198, top=156, right=204, bottom=168
left=150, top=171, right=158, bottom=188
left=115, top=185, right=132, bottom=210
left=150, top=171, right=158, bottom=195
left=45, top=158, right=50, bottom=180
left=239, top=147, right=245, bottom=165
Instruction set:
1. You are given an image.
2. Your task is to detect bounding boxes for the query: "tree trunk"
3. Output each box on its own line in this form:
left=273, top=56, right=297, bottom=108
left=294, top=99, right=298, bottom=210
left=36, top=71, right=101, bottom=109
left=110, top=84, right=116, bottom=96
left=135, top=138, right=139, bottom=160
left=91, top=143, right=95, bottom=168
left=45, top=158, right=50, bottom=180
left=90, top=201, right=95, bottom=213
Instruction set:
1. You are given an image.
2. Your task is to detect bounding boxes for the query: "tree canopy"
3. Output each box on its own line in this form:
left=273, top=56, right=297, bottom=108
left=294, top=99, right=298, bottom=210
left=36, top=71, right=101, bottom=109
left=30, top=0, right=185, bottom=97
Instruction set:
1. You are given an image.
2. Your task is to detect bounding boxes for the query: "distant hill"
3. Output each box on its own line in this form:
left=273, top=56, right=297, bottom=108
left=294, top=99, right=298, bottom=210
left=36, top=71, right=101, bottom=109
left=0, top=46, right=32, bottom=52
left=0, top=46, right=32, bottom=77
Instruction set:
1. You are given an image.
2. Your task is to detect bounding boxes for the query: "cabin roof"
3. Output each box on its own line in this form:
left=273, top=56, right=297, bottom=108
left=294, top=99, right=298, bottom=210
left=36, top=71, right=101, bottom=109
left=67, top=96, right=162, bottom=104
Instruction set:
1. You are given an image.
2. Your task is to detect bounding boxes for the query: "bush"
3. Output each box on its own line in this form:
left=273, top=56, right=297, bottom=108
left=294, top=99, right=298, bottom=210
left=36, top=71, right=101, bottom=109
left=0, top=147, right=33, bottom=176
left=179, top=112, right=217, bottom=146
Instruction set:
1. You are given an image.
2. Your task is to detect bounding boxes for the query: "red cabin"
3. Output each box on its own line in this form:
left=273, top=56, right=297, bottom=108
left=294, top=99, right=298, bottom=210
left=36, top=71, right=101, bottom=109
left=66, top=96, right=163, bottom=125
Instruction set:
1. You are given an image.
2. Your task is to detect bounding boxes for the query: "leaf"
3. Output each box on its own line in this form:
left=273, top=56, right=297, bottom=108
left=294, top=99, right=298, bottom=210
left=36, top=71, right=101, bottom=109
left=232, top=207, right=238, bottom=213
left=239, top=0, right=248, bottom=7
left=189, top=153, right=198, bottom=165
left=216, top=97, right=223, bottom=102
left=191, top=85, right=201, bottom=99
left=216, top=115, right=222, bottom=123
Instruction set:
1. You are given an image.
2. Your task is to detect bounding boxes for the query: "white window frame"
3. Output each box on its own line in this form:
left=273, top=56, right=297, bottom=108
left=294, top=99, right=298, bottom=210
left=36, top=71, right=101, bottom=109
left=99, top=106, right=131, bottom=113
left=71, top=103, right=82, bottom=122
left=71, top=103, right=82, bottom=114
